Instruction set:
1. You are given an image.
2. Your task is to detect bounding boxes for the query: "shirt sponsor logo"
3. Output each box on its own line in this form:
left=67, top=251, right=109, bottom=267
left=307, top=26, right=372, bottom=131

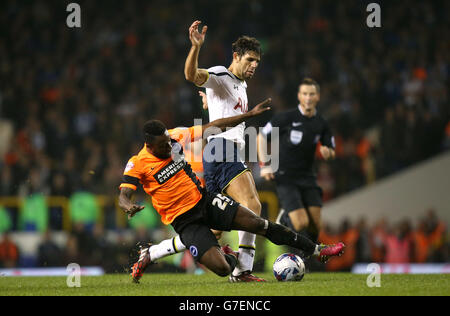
left=154, top=159, right=186, bottom=185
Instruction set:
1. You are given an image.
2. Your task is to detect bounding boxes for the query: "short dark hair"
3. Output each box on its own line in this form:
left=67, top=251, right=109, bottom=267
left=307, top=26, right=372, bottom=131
left=232, top=36, right=261, bottom=57
left=299, top=78, right=320, bottom=94
left=143, top=120, right=167, bottom=144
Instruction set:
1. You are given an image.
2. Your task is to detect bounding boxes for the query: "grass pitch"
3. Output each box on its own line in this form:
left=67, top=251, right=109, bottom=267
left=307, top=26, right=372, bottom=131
left=1, top=272, right=449, bottom=296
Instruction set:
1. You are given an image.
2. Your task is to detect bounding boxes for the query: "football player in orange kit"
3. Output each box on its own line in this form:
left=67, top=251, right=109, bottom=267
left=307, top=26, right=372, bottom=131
left=118, top=99, right=345, bottom=283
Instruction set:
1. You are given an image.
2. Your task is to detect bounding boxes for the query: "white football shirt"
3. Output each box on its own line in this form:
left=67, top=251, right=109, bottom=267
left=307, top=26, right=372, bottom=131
left=199, top=66, right=248, bottom=149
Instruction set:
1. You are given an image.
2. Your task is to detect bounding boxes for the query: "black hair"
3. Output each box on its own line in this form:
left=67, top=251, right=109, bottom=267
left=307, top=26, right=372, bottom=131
left=143, top=120, right=167, bottom=144
left=300, top=78, right=321, bottom=94
left=232, top=36, right=261, bottom=57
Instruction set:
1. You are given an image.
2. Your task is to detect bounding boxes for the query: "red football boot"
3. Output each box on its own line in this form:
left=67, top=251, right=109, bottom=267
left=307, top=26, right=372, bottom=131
left=317, top=242, right=346, bottom=263
left=229, top=271, right=266, bottom=283
left=130, top=242, right=152, bottom=283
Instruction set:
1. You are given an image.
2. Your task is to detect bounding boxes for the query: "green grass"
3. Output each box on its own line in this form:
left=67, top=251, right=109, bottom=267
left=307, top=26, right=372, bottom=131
left=1, top=272, right=449, bottom=296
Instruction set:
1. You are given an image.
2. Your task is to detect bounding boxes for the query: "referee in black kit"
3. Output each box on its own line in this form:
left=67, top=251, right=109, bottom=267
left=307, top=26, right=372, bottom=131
left=257, top=78, right=335, bottom=249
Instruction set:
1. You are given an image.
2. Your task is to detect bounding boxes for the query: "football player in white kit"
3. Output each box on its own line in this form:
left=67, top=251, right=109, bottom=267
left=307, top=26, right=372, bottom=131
left=184, top=20, right=266, bottom=282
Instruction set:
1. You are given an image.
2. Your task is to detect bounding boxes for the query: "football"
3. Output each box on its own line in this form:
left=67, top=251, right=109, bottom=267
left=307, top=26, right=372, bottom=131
left=273, top=253, right=306, bottom=282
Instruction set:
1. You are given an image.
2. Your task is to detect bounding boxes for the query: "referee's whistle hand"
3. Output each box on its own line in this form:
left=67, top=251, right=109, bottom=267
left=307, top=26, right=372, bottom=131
left=260, top=166, right=275, bottom=181
left=320, top=146, right=332, bottom=160
left=262, top=173, right=275, bottom=181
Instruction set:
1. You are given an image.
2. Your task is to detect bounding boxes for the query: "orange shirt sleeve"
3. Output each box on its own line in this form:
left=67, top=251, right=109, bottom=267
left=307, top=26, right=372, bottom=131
left=119, top=156, right=141, bottom=191
left=169, top=126, right=203, bottom=144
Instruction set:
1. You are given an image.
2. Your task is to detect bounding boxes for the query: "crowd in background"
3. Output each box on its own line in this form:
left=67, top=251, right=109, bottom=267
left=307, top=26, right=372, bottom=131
left=0, top=1, right=449, bottom=271
left=1, top=208, right=448, bottom=272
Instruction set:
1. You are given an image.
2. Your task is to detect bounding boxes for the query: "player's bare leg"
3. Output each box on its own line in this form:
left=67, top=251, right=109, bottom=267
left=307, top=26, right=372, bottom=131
left=224, top=171, right=264, bottom=282
left=287, top=208, right=310, bottom=232
left=198, top=246, right=238, bottom=277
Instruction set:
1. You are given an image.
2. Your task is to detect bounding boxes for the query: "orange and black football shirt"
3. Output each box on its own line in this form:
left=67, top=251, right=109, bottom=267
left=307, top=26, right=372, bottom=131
left=119, top=126, right=203, bottom=225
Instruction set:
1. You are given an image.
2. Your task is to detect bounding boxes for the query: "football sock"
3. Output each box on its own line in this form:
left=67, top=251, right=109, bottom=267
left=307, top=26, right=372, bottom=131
left=264, top=221, right=316, bottom=256
left=149, top=235, right=186, bottom=261
left=298, top=229, right=319, bottom=244
left=224, top=253, right=238, bottom=272
left=307, top=230, right=319, bottom=244
left=233, top=231, right=256, bottom=275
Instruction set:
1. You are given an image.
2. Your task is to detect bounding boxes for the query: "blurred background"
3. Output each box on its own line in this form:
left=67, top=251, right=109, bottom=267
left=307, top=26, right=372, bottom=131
left=0, top=0, right=448, bottom=274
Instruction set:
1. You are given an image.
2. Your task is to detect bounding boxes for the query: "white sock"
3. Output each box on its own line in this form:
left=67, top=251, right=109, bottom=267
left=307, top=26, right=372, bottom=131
left=149, top=235, right=186, bottom=262
left=313, top=245, right=320, bottom=257
left=232, top=231, right=256, bottom=275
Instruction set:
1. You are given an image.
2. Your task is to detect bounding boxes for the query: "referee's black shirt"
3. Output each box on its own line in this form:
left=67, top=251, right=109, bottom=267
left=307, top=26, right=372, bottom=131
left=261, top=106, right=335, bottom=183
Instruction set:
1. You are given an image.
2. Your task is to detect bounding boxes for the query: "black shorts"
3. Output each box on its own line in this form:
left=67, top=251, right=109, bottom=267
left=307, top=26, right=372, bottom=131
left=276, top=181, right=323, bottom=214
left=171, top=192, right=239, bottom=261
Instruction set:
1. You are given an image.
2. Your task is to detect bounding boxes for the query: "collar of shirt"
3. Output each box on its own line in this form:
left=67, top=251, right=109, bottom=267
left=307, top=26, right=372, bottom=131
left=228, top=68, right=247, bottom=87
left=298, top=104, right=317, bottom=117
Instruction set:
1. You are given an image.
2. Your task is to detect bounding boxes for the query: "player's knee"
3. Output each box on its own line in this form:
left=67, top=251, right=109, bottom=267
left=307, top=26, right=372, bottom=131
left=246, top=197, right=262, bottom=216
left=213, top=230, right=223, bottom=240
left=290, top=211, right=310, bottom=232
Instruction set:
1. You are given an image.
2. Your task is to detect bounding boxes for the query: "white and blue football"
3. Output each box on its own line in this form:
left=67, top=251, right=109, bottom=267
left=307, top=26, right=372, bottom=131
left=273, top=253, right=305, bottom=282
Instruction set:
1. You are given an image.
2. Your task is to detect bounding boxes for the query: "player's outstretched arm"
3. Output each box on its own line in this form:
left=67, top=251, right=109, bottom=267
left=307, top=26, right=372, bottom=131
left=119, top=187, right=145, bottom=219
left=184, top=20, right=209, bottom=86
left=202, top=98, right=272, bottom=133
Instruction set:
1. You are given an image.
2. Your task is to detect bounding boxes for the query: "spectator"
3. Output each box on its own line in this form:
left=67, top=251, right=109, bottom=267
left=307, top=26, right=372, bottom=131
left=355, top=218, right=372, bottom=263
left=370, top=218, right=388, bottom=263
left=37, top=230, right=63, bottom=267
left=0, top=233, right=19, bottom=268
left=0, top=207, right=12, bottom=233
left=423, top=209, right=447, bottom=262
left=384, top=220, right=414, bottom=264
left=413, top=218, right=431, bottom=263
left=19, top=190, right=49, bottom=233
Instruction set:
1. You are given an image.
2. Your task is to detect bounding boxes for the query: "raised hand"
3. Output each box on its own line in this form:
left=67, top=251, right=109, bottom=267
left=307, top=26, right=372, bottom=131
left=189, top=20, right=207, bottom=47
left=249, top=98, right=272, bottom=116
